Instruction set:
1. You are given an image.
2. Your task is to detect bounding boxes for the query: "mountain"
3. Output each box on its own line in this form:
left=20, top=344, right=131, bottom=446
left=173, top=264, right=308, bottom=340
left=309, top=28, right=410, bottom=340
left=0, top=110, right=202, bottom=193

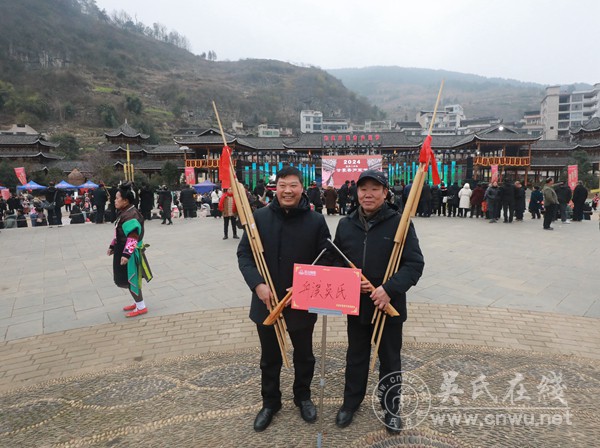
left=326, top=66, right=554, bottom=123
left=0, top=0, right=382, bottom=145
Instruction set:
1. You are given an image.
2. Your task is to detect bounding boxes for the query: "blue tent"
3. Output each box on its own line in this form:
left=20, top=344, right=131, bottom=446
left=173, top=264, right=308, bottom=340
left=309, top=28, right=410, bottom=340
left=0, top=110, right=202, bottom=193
left=78, top=181, right=99, bottom=189
left=17, top=181, right=47, bottom=190
left=0, top=186, right=6, bottom=190
left=56, top=180, right=77, bottom=189
left=193, top=180, right=216, bottom=194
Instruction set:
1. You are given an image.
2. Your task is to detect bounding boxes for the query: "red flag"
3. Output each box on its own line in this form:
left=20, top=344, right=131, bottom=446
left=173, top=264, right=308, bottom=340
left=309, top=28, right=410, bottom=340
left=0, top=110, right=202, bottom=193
left=418, top=135, right=441, bottom=185
left=14, top=167, right=27, bottom=185
left=219, top=146, right=232, bottom=189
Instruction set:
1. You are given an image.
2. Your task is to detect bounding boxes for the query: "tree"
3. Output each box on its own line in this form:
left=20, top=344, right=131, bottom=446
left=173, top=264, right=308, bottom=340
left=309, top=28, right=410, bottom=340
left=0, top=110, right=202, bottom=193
left=97, top=104, right=119, bottom=127
left=161, top=161, right=179, bottom=187
left=83, top=148, right=118, bottom=182
left=125, top=96, right=143, bottom=115
left=569, top=150, right=595, bottom=189
left=0, top=160, right=20, bottom=189
left=51, top=134, right=81, bottom=160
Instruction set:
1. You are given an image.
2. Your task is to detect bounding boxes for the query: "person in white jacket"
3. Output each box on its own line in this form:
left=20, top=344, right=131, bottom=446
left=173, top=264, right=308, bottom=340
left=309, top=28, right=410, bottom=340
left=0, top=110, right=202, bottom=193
left=210, top=188, right=222, bottom=218
left=458, top=183, right=472, bottom=218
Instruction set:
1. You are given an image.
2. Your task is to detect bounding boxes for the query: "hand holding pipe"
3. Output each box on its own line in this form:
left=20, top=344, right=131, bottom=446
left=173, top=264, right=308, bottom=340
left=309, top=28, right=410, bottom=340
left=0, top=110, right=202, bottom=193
left=262, top=247, right=329, bottom=326
left=326, top=239, right=399, bottom=317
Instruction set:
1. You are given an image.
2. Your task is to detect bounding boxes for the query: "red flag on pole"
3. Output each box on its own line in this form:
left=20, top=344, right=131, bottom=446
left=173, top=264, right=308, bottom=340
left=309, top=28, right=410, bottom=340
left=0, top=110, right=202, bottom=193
left=14, top=167, right=27, bottom=185
left=219, top=146, right=232, bottom=189
left=418, top=135, right=441, bottom=185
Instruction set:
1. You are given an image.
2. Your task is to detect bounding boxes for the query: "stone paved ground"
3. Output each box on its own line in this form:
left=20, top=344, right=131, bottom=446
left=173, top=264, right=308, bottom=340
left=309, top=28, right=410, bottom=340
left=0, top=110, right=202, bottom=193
left=0, top=212, right=599, bottom=446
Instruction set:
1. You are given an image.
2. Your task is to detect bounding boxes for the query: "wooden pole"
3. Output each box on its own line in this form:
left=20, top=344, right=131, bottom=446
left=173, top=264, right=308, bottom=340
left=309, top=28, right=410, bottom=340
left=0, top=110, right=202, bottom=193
left=212, top=101, right=290, bottom=367
left=369, top=81, right=444, bottom=372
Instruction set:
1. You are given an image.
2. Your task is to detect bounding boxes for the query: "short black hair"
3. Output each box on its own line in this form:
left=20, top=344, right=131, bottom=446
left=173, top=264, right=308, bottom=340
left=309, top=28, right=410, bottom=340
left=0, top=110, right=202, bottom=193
left=275, top=166, right=302, bottom=184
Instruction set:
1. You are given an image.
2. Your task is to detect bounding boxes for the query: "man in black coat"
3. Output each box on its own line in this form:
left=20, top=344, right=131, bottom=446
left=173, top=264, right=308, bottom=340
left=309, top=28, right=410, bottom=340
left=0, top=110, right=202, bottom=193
left=45, top=183, right=64, bottom=226
left=139, top=183, right=154, bottom=221
left=94, top=184, right=108, bottom=224
left=556, top=182, right=572, bottom=223
left=348, top=180, right=358, bottom=211
left=338, top=180, right=350, bottom=215
left=514, top=181, right=526, bottom=221
left=237, top=166, right=331, bottom=432
left=157, top=186, right=173, bottom=225
left=499, top=179, right=516, bottom=223
left=179, top=184, right=197, bottom=218
left=331, top=170, right=424, bottom=433
left=306, top=181, right=323, bottom=214
left=572, top=181, right=588, bottom=222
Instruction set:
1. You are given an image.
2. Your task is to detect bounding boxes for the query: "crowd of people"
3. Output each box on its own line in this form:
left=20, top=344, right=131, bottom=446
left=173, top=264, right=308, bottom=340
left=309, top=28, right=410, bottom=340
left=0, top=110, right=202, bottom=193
left=300, top=177, right=596, bottom=229
left=2, top=176, right=596, bottom=233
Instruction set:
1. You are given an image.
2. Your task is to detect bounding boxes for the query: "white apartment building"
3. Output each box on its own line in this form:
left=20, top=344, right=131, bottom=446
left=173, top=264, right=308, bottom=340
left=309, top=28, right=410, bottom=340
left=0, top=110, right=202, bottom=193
left=257, top=124, right=280, bottom=138
left=300, top=110, right=323, bottom=133
left=417, top=104, right=466, bottom=132
left=541, top=83, right=600, bottom=140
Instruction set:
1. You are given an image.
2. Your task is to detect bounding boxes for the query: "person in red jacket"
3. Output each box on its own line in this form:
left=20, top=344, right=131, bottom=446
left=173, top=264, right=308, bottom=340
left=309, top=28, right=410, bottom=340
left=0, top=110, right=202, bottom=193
left=470, top=184, right=485, bottom=218
left=218, top=188, right=238, bottom=240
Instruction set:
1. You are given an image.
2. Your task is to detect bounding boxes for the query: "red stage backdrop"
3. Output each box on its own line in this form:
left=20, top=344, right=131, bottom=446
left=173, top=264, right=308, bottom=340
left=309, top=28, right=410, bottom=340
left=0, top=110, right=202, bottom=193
left=321, top=156, right=382, bottom=188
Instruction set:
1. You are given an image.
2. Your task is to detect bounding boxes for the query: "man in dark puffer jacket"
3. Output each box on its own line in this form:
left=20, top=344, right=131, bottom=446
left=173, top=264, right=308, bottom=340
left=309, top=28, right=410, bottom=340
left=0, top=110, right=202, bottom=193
left=238, top=166, right=331, bottom=432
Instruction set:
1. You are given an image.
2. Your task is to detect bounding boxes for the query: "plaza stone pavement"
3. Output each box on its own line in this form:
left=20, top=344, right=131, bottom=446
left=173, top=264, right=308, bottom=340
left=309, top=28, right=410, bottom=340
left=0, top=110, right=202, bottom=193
left=0, top=213, right=599, bottom=447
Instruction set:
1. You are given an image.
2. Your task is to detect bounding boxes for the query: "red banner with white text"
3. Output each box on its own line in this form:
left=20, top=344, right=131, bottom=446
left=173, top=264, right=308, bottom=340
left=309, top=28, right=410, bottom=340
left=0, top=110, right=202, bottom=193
left=567, top=165, right=578, bottom=191
left=14, top=167, right=27, bottom=185
left=184, top=167, right=196, bottom=186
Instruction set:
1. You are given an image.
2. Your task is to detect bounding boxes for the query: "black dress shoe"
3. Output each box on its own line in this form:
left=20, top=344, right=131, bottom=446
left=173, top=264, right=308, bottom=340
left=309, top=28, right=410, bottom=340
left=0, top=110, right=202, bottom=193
left=296, top=399, right=317, bottom=423
left=384, top=412, right=402, bottom=434
left=335, top=407, right=355, bottom=428
left=253, top=407, right=279, bottom=432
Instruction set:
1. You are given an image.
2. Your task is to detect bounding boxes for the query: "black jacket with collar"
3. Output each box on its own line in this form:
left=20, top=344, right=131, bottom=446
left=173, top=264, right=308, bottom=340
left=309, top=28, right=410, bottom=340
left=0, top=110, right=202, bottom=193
left=237, top=194, right=331, bottom=331
left=332, top=202, right=424, bottom=325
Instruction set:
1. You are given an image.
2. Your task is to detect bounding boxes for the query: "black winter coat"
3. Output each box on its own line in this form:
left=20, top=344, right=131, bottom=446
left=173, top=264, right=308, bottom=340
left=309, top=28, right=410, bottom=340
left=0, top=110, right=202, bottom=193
left=307, top=186, right=323, bottom=207
left=179, top=187, right=196, bottom=208
left=237, top=194, right=331, bottom=331
left=431, top=186, right=441, bottom=210
left=555, top=185, right=571, bottom=204
left=572, top=185, right=588, bottom=204
left=499, top=182, right=516, bottom=205
left=332, top=203, right=424, bottom=325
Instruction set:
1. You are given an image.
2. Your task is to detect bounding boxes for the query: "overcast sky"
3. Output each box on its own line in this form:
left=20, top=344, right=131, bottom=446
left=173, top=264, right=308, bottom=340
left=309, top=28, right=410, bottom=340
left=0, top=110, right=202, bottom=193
left=94, top=0, right=599, bottom=86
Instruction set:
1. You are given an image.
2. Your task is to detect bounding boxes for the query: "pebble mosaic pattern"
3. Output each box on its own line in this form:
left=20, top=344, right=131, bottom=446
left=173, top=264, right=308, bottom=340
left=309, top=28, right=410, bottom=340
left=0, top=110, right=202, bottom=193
left=0, top=342, right=598, bottom=447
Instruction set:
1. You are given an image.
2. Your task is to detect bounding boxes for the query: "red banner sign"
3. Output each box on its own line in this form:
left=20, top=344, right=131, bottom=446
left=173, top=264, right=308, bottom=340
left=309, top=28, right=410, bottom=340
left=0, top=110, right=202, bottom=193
left=321, top=156, right=383, bottom=188
left=567, top=165, right=578, bottom=191
left=14, top=167, right=27, bottom=185
left=490, top=165, right=499, bottom=184
left=184, top=167, right=196, bottom=186
left=291, top=264, right=361, bottom=315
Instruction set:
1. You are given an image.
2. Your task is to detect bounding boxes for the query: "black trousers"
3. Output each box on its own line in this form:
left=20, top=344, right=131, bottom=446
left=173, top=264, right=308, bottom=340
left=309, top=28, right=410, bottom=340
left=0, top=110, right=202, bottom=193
left=343, top=315, right=403, bottom=411
left=544, top=204, right=556, bottom=229
left=502, top=203, right=514, bottom=222
left=96, top=204, right=105, bottom=223
left=573, top=202, right=584, bottom=221
left=223, top=216, right=237, bottom=237
left=256, top=324, right=315, bottom=409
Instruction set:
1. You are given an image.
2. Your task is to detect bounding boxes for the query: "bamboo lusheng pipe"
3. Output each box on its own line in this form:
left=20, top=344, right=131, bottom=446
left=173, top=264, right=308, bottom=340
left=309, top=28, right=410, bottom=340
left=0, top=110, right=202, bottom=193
left=212, top=101, right=290, bottom=367
left=369, top=81, right=444, bottom=372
